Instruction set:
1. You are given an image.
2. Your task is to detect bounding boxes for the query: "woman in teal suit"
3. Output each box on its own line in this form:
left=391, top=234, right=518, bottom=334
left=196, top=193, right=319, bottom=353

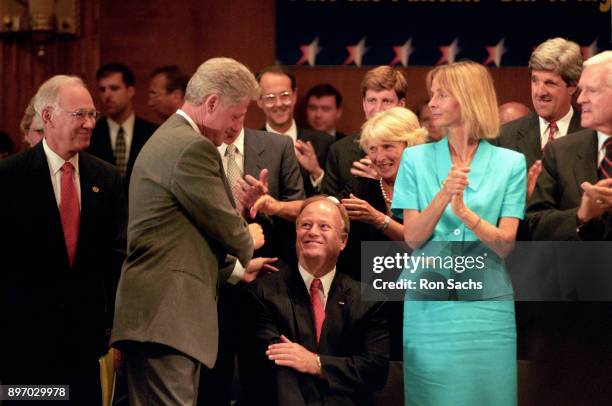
left=392, top=61, right=526, bottom=405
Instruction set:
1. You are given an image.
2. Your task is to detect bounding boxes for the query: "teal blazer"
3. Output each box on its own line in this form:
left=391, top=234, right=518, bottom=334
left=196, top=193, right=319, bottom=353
left=391, top=138, right=526, bottom=300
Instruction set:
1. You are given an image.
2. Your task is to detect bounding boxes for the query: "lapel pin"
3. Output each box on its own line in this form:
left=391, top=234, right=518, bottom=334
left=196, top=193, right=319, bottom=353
left=338, top=301, right=345, bottom=305
left=92, top=186, right=100, bottom=193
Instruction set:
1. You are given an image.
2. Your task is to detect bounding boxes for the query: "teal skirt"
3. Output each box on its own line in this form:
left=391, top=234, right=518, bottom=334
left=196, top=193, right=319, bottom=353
left=403, top=300, right=516, bottom=406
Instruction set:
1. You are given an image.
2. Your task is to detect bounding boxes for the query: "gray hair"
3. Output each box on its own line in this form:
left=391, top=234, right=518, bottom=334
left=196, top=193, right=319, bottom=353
left=529, top=38, right=583, bottom=86
left=184, top=57, right=260, bottom=106
left=584, top=51, right=612, bottom=87
left=32, top=75, right=85, bottom=117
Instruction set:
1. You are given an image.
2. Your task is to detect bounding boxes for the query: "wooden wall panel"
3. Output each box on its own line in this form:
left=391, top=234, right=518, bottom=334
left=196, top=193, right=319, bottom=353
left=2, top=0, right=532, bottom=152
left=0, top=0, right=99, bottom=152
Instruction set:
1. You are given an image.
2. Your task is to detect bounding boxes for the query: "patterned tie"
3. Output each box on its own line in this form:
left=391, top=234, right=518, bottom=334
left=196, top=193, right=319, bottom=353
left=310, top=278, right=325, bottom=344
left=60, top=162, right=80, bottom=266
left=225, top=144, right=243, bottom=214
left=114, top=126, right=127, bottom=176
left=546, top=121, right=558, bottom=146
left=598, top=138, right=612, bottom=180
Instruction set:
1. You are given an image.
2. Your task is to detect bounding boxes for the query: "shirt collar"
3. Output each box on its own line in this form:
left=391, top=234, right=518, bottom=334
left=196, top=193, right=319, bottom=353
left=218, top=127, right=245, bottom=156
left=538, top=106, right=573, bottom=137
left=597, top=131, right=611, bottom=152
left=42, top=137, right=79, bottom=176
left=266, top=119, right=298, bottom=140
left=107, top=113, right=135, bottom=135
left=298, top=263, right=336, bottom=299
left=176, top=109, right=201, bottom=134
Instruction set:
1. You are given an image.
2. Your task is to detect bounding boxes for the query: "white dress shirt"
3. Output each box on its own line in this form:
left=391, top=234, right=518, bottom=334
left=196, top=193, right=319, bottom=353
left=538, top=106, right=574, bottom=149
left=597, top=132, right=611, bottom=166
left=107, top=114, right=135, bottom=156
left=299, top=264, right=336, bottom=309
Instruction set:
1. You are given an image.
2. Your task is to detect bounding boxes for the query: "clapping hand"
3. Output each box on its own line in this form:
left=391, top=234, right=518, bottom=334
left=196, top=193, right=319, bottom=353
left=350, top=158, right=379, bottom=180
left=295, top=140, right=323, bottom=178
left=236, top=169, right=269, bottom=210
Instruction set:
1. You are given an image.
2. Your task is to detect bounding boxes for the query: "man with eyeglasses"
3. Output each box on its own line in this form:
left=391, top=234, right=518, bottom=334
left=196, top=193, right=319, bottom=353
left=257, top=66, right=333, bottom=197
left=0, top=75, right=127, bottom=404
left=321, top=66, right=408, bottom=199
left=88, top=63, right=157, bottom=188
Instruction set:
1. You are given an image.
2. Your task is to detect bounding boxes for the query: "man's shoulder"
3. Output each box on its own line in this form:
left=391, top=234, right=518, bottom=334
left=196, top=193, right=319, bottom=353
left=499, top=112, right=538, bottom=137
left=245, top=128, right=293, bottom=149
left=0, top=145, right=40, bottom=174
left=298, top=127, right=334, bottom=147
left=553, top=128, right=596, bottom=150
left=134, top=116, right=159, bottom=135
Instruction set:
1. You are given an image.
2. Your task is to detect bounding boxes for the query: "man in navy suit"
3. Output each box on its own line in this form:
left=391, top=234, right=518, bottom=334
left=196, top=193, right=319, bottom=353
left=241, top=196, right=389, bottom=405
left=88, top=63, right=157, bottom=188
left=0, top=75, right=126, bottom=404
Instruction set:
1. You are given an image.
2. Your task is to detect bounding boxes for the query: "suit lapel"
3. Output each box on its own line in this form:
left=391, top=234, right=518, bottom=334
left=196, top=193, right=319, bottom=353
left=243, top=129, right=264, bottom=179
left=319, top=273, right=350, bottom=354
left=573, top=130, right=599, bottom=189
left=94, top=119, right=115, bottom=164
left=568, top=110, right=583, bottom=134
left=516, top=113, right=542, bottom=167
left=31, top=145, right=71, bottom=269
left=287, top=270, right=318, bottom=352
left=128, top=118, right=144, bottom=168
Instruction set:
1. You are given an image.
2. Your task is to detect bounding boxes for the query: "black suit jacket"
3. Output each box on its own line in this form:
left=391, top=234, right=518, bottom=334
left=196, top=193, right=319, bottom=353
left=527, top=129, right=608, bottom=241
left=520, top=129, right=612, bottom=403
left=496, top=110, right=583, bottom=169
left=241, top=267, right=389, bottom=406
left=88, top=116, right=157, bottom=187
left=0, top=143, right=126, bottom=385
left=321, top=134, right=364, bottom=198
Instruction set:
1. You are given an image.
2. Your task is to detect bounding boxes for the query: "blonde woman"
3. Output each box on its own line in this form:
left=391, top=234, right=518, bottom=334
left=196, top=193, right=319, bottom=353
left=392, top=61, right=526, bottom=405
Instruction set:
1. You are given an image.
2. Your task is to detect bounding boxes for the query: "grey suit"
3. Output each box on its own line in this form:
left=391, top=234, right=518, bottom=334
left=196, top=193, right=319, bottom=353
left=243, top=128, right=304, bottom=202
left=111, top=113, right=254, bottom=403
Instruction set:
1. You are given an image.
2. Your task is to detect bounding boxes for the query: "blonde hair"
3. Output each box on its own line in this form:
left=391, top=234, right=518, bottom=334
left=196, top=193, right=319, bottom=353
left=426, top=61, right=500, bottom=140
left=185, top=57, right=260, bottom=106
left=529, top=38, right=582, bottom=86
left=359, top=106, right=428, bottom=151
left=20, top=99, right=44, bottom=133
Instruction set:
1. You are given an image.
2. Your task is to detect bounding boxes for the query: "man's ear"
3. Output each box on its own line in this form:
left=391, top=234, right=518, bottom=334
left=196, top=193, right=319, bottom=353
left=127, top=86, right=135, bottom=99
left=567, top=84, right=577, bottom=97
left=42, top=108, right=53, bottom=126
left=206, top=94, right=219, bottom=113
left=398, top=98, right=406, bottom=107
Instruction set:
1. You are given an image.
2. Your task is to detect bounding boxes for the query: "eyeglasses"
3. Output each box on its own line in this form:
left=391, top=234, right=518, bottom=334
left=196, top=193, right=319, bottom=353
left=60, top=108, right=100, bottom=121
left=261, top=91, right=293, bottom=108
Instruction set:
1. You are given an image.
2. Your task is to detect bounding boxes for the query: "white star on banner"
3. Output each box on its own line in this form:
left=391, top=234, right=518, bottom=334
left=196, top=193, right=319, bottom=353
left=437, top=38, right=460, bottom=65
left=390, top=38, right=415, bottom=67
left=296, top=37, right=321, bottom=66
left=343, top=37, right=368, bottom=67
left=581, top=39, right=599, bottom=60
left=483, top=38, right=507, bottom=67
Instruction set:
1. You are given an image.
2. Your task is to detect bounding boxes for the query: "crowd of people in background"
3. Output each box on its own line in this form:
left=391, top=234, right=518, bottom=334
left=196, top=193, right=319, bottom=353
left=0, top=37, right=611, bottom=406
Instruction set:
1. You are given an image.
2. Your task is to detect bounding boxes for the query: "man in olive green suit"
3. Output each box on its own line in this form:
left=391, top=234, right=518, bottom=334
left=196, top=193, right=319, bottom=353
left=111, top=58, right=266, bottom=405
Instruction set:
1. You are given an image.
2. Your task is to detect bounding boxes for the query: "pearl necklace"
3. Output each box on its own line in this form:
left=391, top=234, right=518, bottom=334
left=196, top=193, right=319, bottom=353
left=379, top=178, right=392, bottom=204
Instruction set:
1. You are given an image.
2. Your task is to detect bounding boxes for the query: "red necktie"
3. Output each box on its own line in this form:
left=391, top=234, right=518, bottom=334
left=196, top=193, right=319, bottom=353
left=310, top=278, right=325, bottom=344
left=60, top=162, right=80, bottom=266
left=599, top=138, right=612, bottom=180
left=546, top=121, right=558, bottom=146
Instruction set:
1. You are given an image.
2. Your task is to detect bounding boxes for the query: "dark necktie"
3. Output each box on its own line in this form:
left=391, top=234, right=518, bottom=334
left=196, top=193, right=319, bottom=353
left=60, top=162, right=80, bottom=266
left=598, top=138, right=612, bottom=180
left=310, top=278, right=325, bottom=344
left=115, top=126, right=127, bottom=176
left=541, top=121, right=558, bottom=153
